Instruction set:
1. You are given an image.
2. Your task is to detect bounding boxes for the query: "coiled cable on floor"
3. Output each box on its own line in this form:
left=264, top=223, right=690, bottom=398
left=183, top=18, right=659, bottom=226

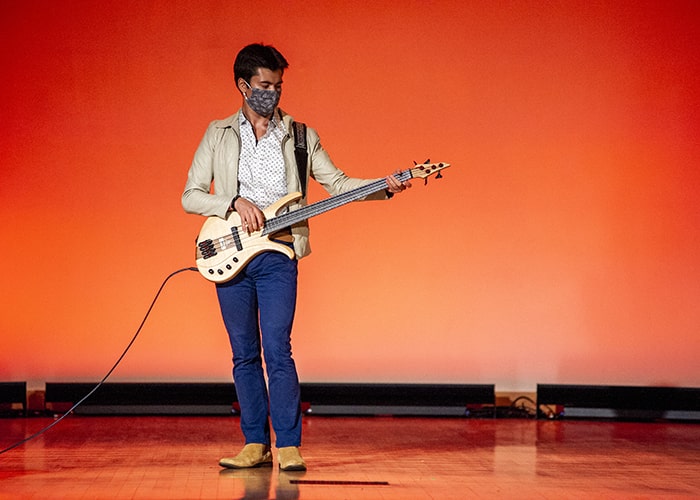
left=0, top=266, right=199, bottom=456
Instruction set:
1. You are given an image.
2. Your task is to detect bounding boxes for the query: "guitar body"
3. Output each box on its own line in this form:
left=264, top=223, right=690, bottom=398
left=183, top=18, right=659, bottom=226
left=195, top=192, right=302, bottom=283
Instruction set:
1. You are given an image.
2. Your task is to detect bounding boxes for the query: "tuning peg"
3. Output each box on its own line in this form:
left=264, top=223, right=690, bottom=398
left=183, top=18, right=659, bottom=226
left=436, top=171, right=443, bottom=179
left=424, top=178, right=429, bottom=186
left=424, top=158, right=430, bottom=164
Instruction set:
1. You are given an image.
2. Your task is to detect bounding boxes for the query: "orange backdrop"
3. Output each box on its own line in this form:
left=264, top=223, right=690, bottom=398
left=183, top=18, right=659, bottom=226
left=1, top=1, right=698, bottom=391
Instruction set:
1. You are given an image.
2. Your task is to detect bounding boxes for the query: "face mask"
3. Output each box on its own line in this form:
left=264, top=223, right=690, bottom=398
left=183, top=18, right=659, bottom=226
left=244, top=81, right=280, bottom=116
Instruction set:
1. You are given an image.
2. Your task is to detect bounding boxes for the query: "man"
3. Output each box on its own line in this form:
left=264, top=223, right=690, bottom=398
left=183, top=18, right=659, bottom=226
left=182, top=44, right=409, bottom=471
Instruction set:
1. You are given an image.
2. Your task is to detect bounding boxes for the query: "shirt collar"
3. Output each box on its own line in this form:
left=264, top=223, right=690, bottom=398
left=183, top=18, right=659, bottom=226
left=238, top=109, right=287, bottom=136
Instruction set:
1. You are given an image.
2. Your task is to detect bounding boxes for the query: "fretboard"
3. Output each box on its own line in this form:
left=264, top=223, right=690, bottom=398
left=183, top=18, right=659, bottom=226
left=262, top=170, right=412, bottom=235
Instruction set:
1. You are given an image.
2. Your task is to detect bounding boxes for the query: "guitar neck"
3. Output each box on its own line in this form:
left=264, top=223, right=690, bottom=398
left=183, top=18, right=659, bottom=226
left=262, top=170, right=412, bottom=235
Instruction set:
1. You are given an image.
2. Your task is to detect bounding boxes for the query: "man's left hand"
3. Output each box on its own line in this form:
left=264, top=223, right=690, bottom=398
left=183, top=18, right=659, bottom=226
left=386, top=171, right=412, bottom=194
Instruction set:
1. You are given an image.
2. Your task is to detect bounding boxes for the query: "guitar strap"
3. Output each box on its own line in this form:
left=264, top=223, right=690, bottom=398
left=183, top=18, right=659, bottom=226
left=292, top=121, right=308, bottom=197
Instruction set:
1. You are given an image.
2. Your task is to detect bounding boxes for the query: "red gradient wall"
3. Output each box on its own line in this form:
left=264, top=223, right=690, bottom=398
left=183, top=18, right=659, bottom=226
left=1, top=1, right=698, bottom=391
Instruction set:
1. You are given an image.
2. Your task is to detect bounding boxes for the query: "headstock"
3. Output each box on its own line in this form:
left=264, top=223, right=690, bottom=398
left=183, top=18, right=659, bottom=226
left=408, top=160, right=451, bottom=183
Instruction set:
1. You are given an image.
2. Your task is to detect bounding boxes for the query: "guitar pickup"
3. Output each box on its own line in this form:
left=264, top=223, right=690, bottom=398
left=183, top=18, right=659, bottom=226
left=231, top=227, right=243, bottom=251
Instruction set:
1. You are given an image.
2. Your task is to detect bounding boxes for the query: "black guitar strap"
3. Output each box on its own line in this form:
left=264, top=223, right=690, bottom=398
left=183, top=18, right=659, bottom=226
left=292, top=121, right=308, bottom=197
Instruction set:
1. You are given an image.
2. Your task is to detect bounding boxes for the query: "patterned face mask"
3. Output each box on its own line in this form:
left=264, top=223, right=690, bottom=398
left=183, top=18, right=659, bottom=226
left=244, top=81, right=280, bottom=117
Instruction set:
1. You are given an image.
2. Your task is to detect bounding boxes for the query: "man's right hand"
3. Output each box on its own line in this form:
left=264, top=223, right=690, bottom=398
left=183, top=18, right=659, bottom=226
left=234, top=197, right=265, bottom=234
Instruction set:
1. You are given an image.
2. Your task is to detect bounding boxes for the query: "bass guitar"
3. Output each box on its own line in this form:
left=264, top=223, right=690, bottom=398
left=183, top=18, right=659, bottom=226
left=195, top=161, right=449, bottom=283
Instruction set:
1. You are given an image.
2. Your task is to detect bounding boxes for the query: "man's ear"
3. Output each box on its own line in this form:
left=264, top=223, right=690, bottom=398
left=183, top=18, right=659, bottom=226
left=236, top=78, right=248, bottom=96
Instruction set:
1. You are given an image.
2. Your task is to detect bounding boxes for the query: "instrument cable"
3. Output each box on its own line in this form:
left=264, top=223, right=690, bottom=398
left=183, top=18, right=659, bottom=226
left=0, top=266, right=199, bottom=456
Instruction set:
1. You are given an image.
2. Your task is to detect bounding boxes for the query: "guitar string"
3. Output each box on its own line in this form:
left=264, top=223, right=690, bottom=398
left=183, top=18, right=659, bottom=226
left=202, top=169, right=419, bottom=254
left=206, top=178, right=390, bottom=251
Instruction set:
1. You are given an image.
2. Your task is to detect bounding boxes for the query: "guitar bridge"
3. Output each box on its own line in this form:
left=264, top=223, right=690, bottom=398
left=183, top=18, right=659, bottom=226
left=197, top=239, right=217, bottom=259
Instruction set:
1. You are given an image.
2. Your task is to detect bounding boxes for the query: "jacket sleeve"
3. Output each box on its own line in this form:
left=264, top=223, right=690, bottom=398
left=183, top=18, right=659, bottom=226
left=306, top=127, right=389, bottom=201
left=181, top=122, right=235, bottom=218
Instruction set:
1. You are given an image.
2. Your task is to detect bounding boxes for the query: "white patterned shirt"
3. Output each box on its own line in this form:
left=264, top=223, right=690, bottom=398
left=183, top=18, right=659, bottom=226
left=237, top=112, right=288, bottom=209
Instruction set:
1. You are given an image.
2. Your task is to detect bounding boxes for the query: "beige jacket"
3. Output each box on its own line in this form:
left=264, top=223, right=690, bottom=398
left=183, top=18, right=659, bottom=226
left=182, top=109, right=387, bottom=259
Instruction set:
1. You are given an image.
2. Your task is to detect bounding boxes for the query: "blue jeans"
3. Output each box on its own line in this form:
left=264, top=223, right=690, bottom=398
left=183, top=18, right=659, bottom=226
left=215, top=248, right=302, bottom=448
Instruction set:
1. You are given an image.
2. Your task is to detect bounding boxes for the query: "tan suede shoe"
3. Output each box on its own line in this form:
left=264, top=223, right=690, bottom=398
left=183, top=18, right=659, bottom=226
left=278, top=446, right=307, bottom=471
left=219, top=443, right=273, bottom=469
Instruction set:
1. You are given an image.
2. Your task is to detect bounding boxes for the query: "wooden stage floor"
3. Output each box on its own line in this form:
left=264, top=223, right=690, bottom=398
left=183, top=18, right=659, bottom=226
left=1, top=415, right=698, bottom=499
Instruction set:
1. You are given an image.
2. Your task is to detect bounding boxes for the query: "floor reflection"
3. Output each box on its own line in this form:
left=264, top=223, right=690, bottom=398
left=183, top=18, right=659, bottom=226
left=219, top=467, right=304, bottom=500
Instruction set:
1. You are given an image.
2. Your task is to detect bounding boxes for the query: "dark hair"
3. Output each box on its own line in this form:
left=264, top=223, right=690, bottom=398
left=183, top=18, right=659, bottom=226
left=233, top=44, right=289, bottom=83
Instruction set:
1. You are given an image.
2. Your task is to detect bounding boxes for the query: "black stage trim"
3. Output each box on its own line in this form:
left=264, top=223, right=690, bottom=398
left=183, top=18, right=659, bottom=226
left=301, top=383, right=494, bottom=416
left=537, top=384, right=700, bottom=421
left=45, top=382, right=237, bottom=415
left=0, top=382, right=27, bottom=416
left=43, top=382, right=495, bottom=417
